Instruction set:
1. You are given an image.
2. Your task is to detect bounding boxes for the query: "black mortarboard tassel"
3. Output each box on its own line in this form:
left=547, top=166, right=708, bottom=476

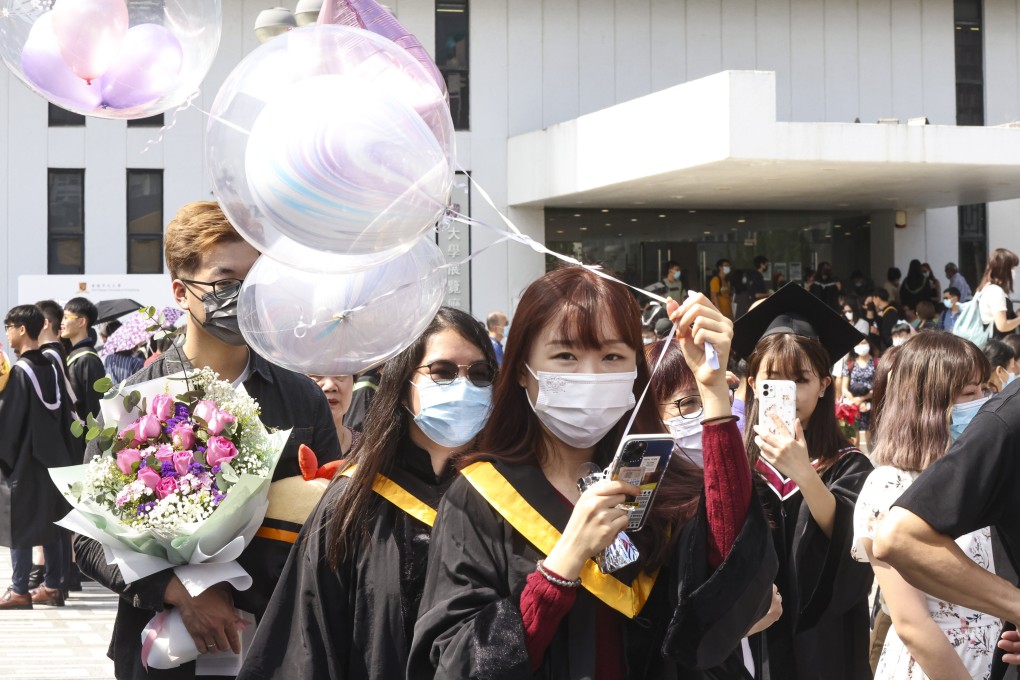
left=732, top=282, right=866, bottom=362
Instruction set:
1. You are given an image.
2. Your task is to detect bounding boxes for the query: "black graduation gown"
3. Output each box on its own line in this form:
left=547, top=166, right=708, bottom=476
left=0, top=350, right=78, bottom=548
left=408, top=459, right=778, bottom=680
left=66, top=339, right=106, bottom=423
left=754, top=449, right=875, bottom=680
left=237, top=438, right=455, bottom=680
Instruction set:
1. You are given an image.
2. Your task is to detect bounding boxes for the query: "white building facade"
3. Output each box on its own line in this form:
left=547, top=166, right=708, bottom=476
left=4, top=0, right=1020, bottom=317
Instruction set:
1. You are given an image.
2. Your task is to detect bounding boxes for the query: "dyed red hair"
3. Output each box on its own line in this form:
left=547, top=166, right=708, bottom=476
left=475, top=266, right=702, bottom=571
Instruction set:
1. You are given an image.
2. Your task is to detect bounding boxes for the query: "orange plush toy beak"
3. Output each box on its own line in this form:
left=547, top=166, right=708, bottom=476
left=298, top=443, right=343, bottom=481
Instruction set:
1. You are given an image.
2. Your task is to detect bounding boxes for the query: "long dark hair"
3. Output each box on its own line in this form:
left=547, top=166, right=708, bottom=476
left=325, top=306, right=498, bottom=569
left=743, top=333, right=850, bottom=475
left=476, top=266, right=702, bottom=571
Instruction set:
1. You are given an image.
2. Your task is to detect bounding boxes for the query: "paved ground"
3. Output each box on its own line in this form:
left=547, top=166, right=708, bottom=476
left=0, top=551, right=116, bottom=679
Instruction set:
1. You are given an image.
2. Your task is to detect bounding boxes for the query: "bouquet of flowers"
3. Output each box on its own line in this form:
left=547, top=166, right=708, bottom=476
left=50, top=368, right=289, bottom=670
left=835, top=401, right=861, bottom=444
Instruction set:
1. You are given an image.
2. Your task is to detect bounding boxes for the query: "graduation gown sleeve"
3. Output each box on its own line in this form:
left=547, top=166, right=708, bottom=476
left=237, top=480, right=353, bottom=680
left=663, top=490, right=778, bottom=669
left=408, top=475, right=533, bottom=680
left=793, top=451, right=874, bottom=631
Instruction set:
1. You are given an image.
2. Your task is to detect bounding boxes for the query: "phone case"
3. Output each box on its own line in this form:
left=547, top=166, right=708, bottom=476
left=757, top=379, right=797, bottom=439
left=607, top=435, right=675, bottom=531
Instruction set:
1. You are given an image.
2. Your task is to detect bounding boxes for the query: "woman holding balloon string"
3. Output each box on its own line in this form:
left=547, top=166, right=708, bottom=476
left=238, top=307, right=498, bottom=680
left=409, top=266, right=777, bottom=679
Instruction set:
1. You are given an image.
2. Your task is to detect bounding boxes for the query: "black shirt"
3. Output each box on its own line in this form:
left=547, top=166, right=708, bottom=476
left=895, top=380, right=1020, bottom=573
left=746, top=269, right=767, bottom=299
left=66, top=337, right=106, bottom=422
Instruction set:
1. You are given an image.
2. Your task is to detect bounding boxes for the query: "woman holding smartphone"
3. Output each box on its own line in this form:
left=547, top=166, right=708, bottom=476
left=733, top=283, right=875, bottom=680
left=410, top=266, right=777, bottom=679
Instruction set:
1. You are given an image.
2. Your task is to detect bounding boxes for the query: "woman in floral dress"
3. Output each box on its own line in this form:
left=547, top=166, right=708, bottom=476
left=852, top=332, right=999, bottom=680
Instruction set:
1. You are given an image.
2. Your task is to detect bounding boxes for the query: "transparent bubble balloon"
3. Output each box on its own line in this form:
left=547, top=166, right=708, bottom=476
left=238, top=236, right=448, bottom=376
left=207, top=24, right=455, bottom=274
left=0, top=0, right=221, bottom=119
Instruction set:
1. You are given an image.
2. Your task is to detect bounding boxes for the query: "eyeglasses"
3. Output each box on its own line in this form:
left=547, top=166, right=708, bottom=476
left=180, top=278, right=244, bottom=301
left=416, top=360, right=497, bottom=387
left=3, top=324, right=17, bottom=331
left=661, top=395, right=703, bottom=420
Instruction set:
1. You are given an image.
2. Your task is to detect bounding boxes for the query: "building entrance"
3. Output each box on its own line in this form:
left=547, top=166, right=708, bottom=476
left=545, top=208, right=872, bottom=301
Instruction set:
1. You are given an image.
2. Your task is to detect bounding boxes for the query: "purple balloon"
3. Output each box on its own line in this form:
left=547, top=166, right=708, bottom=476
left=100, top=24, right=184, bottom=110
left=20, top=13, right=102, bottom=111
left=318, top=0, right=448, bottom=100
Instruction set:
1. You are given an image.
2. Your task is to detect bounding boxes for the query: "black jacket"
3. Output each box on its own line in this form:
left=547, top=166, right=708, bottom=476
left=66, top=337, right=106, bottom=423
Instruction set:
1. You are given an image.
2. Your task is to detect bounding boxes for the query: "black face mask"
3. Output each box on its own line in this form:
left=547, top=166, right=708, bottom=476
left=193, top=290, right=246, bottom=346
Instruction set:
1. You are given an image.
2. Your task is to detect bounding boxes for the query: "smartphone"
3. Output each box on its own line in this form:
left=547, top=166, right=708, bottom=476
left=757, top=379, right=797, bottom=439
left=607, top=434, right=675, bottom=531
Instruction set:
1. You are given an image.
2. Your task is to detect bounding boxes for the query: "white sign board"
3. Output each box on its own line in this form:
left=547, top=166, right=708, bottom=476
left=18, top=274, right=176, bottom=310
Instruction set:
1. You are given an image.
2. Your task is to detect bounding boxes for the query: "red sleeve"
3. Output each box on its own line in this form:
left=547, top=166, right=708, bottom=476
left=520, top=569, right=577, bottom=671
left=702, top=418, right=752, bottom=569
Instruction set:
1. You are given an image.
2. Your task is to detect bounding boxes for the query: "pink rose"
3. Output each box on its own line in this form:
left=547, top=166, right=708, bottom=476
left=155, top=477, right=179, bottom=500
left=150, top=394, right=174, bottom=421
left=135, top=414, right=163, bottom=441
left=137, top=466, right=161, bottom=490
left=154, top=444, right=175, bottom=463
left=206, top=436, right=238, bottom=467
left=172, top=423, right=195, bottom=450
left=193, top=400, right=217, bottom=424
left=205, top=409, right=237, bottom=436
left=173, top=451, right=194, bottom=476
left=116, top=449, right=142, bottom=475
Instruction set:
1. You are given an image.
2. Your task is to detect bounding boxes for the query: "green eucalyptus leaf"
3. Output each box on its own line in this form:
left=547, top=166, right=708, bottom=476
left=69, top=481, right=83, bottom=500
left=70, top=420, right=84, bottom=438
left=220, top=462, right=239, bottom=483
left=85, top=426, right=100, bottom=441
left=94, top=377, right=114, bottom=394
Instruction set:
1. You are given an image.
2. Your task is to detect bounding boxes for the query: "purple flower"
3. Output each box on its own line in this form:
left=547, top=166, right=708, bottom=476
left=188, top=462, right=204, bottom=475
left=159, top=462, right=179, bottom=479
left=175, top=403, right=190, bottom=419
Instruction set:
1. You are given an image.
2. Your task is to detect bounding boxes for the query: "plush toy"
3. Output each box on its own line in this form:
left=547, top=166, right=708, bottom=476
left=261, top=444, right=342, bottom=533
left=0, top=348, right=9, bottom=393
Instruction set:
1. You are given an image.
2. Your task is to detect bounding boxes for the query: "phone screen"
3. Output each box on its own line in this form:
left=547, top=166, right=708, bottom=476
left=608, top=436, right=674, bottom=531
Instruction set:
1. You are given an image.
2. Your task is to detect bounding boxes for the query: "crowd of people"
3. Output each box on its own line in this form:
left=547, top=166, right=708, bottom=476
left=2, top=202, right=1020, bottom=680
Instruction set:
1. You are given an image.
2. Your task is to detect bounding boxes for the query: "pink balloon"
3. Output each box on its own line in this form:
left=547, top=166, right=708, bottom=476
left=20, top=13, right=102, bottom=111
left=100, top=24, right=184, bottom=109
left=318, top=0, right=448, bottom=99
left=51, top=0, right=130, bottom=83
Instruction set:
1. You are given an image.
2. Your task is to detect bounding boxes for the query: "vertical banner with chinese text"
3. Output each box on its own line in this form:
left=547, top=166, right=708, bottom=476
left=437, top=172, right=471, bottom=313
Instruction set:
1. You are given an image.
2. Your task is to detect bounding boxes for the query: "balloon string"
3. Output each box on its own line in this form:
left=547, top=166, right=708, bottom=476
left=140, top=90, right=201, bottom=154
left=191, top=103, right=252, bottom=137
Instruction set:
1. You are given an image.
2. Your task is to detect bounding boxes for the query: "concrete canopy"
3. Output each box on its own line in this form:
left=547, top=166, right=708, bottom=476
left=507, top=70, right=1020, bottom=212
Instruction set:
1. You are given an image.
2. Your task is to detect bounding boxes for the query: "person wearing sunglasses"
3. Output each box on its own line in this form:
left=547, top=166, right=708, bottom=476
left=239, top=307, right=498, bottom=680
left=74, top=202, right=341, bottom=680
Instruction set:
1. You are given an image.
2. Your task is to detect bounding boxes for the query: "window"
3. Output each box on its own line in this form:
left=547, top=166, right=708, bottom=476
left=48, top=169, right=85, bottom=274
left=958, top=204, right=987, bottom=288
left=436, top=0, right=469, bottom=130
left=127, top=114, right=165, bottom=128
left=954, top=0, right=984, bottom=126
left=127, top=170, right=164, bottom=273
left=48, top=104, right=86, bottom=127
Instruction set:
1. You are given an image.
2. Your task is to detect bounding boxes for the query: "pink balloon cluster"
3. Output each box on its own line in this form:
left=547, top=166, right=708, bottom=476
left=20, top=0, right=183, bottom=113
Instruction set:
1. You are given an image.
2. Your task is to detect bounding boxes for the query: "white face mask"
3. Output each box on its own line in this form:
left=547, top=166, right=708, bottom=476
left=854, top=345, right=870, bottom=357
left=844, top=312, right=854, bottom=321
left=892, top=337, right=906, bottom=347
left=722, top=266, right=731, bottom=275
left=665, top=416, right=703, bottom=467
left=526, top=366, right=637, bottom=449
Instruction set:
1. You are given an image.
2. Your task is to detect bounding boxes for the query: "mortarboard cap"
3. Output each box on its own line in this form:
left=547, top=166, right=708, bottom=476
left=732, top=282, right=866, bottom=361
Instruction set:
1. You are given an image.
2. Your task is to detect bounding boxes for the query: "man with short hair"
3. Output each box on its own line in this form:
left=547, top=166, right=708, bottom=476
left=662, top=260, right=684, bottom=299
left=74, top=201, right=341, bottom=680
left=940, top=287, right=963, bottom=332
left=486, top=311, right=508, bottom=365
left=944, top=262, right=973, bottom=302
left=0, top=305, right=77, bottom=609
left=60, top=297, right=106, bottom=423
left=746, top=255, right=770, bottom=302
left=870, top=288, right=900, bottom=351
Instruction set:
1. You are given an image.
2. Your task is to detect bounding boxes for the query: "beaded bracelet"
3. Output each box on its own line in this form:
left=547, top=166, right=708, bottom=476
left=536, top=559, right=582, bottom=589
